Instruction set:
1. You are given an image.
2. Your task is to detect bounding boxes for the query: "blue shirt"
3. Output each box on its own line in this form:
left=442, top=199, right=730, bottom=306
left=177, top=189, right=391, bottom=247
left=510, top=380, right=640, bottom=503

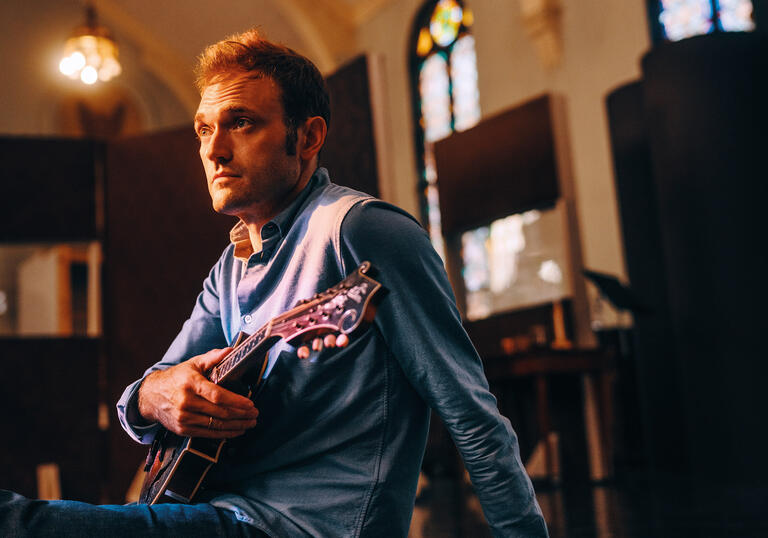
left=117, top=168, right=546, bottom=537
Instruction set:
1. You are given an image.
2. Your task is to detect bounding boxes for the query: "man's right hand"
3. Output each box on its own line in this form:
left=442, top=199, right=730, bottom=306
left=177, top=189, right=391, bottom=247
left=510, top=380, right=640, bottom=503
left=137, top=348, right=260, bottom=439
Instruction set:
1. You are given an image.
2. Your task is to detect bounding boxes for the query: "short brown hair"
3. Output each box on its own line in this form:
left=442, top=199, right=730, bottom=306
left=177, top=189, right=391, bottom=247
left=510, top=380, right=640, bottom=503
left=195, top=28, right=330, bottom=154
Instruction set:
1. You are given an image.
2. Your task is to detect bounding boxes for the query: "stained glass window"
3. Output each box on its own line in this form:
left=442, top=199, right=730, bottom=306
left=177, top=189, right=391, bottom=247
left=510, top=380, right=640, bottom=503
left=419, top=54, right=452, bottom=143
left=450, top=35, right=481, bottom=131
left=410, top=0, right=480, bottom=259
left=718, top=0, right=756, bottom=31
left=658, top=0, right=714, bottom=40
left=429, top=0, right=463, bottom=47
left=652, top=0, right=755, bottom=42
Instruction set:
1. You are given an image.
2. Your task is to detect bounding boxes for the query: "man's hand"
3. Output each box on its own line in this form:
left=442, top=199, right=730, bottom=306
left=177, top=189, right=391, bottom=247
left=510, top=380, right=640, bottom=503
left=137, top=348, right=260, bottom=439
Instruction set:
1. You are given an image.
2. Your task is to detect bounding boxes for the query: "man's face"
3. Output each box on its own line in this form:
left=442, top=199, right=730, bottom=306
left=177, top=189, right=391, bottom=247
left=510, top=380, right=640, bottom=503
left=194, top=73, right=302, bottom=223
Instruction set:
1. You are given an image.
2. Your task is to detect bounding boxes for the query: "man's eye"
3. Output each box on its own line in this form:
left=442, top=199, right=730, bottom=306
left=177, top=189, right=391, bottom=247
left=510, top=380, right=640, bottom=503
left=234, top=117, right=251, bottom=129
left=196, top=126, right=212, bottom=138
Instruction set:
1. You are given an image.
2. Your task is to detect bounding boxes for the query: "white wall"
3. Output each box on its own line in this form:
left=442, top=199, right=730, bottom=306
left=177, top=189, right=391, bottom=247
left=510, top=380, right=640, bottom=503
left=357, top=0, right=651, bottom=284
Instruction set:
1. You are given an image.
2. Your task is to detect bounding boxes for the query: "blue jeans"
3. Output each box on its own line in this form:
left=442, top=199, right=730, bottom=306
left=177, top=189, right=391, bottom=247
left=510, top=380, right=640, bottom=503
left=0, top=490, right=267, bottom=537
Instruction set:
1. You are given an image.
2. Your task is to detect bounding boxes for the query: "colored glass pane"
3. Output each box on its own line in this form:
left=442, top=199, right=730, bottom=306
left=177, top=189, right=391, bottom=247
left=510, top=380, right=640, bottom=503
left=718, top=0, right=755, bottom=31
left=413, top=0, right=481, bottom=260
left=425, top=183, right=446, bottom=260
left=430, top=0, right=463, bottom=47
left=416, top=28, right=433, bottom=57
left=462, top=6, right=475, bottom=27
left=450, top=35, right=481, bottom=132
left=659, top=0, right=714, bottom=41
left=419, top=53, right=452, bottom=143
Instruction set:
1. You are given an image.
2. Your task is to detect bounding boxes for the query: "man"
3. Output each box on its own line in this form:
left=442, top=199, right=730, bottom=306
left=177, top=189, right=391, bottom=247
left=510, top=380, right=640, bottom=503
left=1, top=29, right=546, bottom=537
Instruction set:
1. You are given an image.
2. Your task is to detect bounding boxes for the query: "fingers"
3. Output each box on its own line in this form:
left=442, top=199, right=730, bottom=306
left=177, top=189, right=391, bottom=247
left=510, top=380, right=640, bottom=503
left=336, top=333, right=349, bottom=347
left=194, top=379, right=259, bottom=413
left=187, top=387, right=260, bottom=420
left=179, top=413, right=260, bottom=439
left=192, top=347, right=234, bottom=371
left=297, top=333, right=349, bottom=359
left=189, top=415, right=257, bottom=438
left=138, top=349, right=257, bottom=436
left=159, top=400, right=259, bottom=438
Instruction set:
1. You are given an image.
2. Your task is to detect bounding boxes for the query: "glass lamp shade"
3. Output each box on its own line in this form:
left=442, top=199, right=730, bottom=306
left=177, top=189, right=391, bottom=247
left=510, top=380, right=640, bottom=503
left=59, top=20, right=121, bottom=84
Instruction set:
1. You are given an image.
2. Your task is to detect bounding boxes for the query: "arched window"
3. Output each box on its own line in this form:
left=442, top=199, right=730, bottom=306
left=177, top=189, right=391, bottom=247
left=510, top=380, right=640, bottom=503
left=648, top=0, right=756, bottom=43
left=409, top=0, right=480, bottom=258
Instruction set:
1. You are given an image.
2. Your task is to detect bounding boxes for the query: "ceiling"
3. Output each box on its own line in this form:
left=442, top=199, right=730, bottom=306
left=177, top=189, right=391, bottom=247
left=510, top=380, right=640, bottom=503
left=90, top=0, right=395, bottom=112
left=0, top=0, right=399, bottom=135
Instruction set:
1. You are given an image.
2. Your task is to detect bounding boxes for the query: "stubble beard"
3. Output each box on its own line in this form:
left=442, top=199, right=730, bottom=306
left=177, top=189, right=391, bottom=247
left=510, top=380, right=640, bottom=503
left=210, top=164, right=300, bottom=222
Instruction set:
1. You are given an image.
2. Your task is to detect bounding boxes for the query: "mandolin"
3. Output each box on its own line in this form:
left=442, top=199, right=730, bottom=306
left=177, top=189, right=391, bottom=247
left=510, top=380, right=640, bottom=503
left=139, top=262, right=384, bottom=504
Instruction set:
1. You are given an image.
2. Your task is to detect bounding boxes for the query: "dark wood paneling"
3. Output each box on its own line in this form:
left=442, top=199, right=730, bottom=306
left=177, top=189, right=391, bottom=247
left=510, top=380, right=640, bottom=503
left=605, top=81, right=686, bottom=472
left=0, top=338, right=102, bottom=502
left=641, top=32, right=768, bottom=483
left=433, top=94, right=560, bottom=235
left=103, top=127, right=235, bottom=501
left=0, top=137, right=101, bottom=242
left=323, top=55, right=380, bottom=196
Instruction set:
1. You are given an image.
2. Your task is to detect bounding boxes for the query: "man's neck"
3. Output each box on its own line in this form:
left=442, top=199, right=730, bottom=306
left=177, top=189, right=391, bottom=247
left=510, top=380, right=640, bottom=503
left=240, top=163, right=317, bottom=254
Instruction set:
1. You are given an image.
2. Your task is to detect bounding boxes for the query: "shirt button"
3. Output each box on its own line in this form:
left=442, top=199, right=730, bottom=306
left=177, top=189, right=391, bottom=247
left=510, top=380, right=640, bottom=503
left=244, top=315, right=252, bottom=323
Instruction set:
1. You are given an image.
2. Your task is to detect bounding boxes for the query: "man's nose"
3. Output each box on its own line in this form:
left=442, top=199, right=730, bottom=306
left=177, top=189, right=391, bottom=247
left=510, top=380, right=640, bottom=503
left=203, top=128, right=232, bottom=163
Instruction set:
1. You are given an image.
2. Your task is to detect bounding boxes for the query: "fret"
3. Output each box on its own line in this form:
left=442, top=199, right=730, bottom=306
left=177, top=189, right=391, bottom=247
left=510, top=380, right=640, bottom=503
left=211, top=325, right=272, bottom=384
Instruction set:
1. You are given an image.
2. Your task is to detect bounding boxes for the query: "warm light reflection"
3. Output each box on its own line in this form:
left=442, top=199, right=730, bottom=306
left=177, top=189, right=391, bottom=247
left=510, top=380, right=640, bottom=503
left=538, top=260, right=563, bottom=284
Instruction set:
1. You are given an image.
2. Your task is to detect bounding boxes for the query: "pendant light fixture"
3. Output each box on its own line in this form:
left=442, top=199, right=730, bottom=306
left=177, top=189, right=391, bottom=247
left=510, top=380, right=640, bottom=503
left=59, top=3, right=122, bottom=85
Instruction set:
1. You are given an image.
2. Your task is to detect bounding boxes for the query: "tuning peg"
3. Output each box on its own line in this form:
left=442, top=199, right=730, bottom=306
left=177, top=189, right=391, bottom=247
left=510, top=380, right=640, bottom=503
left=336, top=334, right=349, bottom=347
left=312, top=338, right=323, bottom=352
left=297, top=346, right=311, bottom=359
left=323, top=334, right=336, bottom=348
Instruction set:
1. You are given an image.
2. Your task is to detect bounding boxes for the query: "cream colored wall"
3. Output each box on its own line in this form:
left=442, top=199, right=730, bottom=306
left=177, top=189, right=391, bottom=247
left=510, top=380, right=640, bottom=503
left=357, top=0, right=651, bottom=285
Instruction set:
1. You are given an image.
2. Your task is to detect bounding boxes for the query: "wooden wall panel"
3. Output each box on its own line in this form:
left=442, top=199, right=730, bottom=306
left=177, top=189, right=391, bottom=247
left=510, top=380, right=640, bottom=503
left=641, top=33, right=768, bottom=483
left=323, top=55, right=380, bottom=197
left=433, top=94, right=559, bottom=235
left=606, top=80, right=686, bottom=472
left=0, top=338, right=102, bottom=502
left=0, top=137, right=101, bottom=242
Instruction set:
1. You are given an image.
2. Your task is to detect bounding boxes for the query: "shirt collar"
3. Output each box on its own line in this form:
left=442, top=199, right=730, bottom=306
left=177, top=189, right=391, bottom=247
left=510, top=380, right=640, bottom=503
left=229, top=167, right=330, bottom=261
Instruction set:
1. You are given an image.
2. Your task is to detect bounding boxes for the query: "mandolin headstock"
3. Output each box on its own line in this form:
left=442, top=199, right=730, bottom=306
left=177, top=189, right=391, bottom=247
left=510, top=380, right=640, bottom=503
left=270, top=262, right=384, bottom=345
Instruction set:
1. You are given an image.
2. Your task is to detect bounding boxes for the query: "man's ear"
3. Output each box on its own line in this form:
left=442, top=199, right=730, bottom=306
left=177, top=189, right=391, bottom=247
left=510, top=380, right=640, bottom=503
left=298, top=116, right=327, bottom=161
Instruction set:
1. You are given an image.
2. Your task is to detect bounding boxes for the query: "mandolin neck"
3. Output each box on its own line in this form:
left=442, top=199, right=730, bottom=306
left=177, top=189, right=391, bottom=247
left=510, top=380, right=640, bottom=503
left=209, top=323, right=278, bottom=385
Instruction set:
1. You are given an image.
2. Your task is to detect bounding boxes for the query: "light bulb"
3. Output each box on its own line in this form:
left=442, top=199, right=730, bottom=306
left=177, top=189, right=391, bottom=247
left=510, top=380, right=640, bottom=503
left=70, top=51, right=86, bottom=70
left=81, top=65, right=98, bottom=84
left=59, top=57, right=75, bottom=76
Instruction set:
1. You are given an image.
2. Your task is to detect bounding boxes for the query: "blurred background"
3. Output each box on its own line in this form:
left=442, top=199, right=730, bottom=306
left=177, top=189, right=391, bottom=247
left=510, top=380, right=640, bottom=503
left=0, top=1, right=766, bottom=536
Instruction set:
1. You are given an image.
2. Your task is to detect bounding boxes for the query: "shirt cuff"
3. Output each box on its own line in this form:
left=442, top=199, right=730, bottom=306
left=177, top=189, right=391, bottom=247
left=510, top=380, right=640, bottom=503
left=117, top=377, right=161, bottom=444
